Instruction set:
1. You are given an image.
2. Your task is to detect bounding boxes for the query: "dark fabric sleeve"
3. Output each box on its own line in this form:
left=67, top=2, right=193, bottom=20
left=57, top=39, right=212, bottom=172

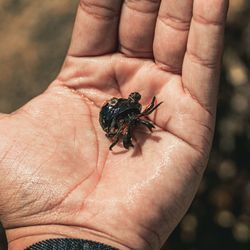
left=0, top=221, right=8, bottom=250
left=25, top=238, right=118, bottom=250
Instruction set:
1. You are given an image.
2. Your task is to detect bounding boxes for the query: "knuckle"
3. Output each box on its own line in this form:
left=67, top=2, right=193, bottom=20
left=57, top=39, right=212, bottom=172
left=186, top=50, right=219, bottom=69
left=158, top=13, right=191, bottom=32
left=124, top=0, right=160, bottom=14
left=79, top=0, right=119, bottom=20
left=193, top=14, right=225, bottom=26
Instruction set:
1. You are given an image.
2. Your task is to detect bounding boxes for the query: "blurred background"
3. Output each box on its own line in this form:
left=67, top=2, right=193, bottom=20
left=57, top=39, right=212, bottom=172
left=0, top=0, right=249, bottom=249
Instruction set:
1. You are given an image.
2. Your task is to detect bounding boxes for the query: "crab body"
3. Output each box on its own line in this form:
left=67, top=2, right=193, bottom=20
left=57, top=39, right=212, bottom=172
left=99, top=92, right=162, bottom=150
left=99, top=98, right=141, bottom=132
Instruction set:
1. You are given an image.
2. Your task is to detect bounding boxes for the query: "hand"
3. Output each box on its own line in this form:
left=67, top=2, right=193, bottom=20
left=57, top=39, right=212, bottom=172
left=0, top=0, right=228, bottom=249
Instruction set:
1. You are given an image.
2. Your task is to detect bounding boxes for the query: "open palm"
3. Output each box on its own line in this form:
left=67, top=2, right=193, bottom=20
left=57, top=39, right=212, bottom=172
left=0, top=1, right=228, bottom=249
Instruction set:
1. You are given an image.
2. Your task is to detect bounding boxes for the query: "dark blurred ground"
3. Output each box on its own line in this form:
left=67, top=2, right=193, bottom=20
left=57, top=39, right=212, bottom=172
left=0, top=1, right=249, bottom=249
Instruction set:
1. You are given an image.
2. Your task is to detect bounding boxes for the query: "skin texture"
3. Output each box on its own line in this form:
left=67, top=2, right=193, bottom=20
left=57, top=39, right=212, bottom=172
left=0, top=0, right=228, bottom=249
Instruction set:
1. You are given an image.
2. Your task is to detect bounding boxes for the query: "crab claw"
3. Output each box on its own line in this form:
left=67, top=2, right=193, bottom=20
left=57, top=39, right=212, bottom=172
left=123, top=134, right=134, bottom=149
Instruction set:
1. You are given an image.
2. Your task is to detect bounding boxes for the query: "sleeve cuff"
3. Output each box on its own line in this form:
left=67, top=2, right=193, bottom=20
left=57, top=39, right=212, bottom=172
left=25, top=238, right=118, bottom=250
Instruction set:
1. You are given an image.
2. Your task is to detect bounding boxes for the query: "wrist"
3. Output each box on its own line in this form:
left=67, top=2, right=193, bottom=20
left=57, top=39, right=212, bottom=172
left=6, top=224, right=130, bottom=250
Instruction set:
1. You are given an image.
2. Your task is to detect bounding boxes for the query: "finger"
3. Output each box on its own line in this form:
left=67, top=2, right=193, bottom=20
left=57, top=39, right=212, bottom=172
left=119, top=0, right=161, bottom=58
left=68, top=0, right=123, bottom=56
left=154, top=0, right=193, bottom=73
left=182, top=0, right=229, bottom=112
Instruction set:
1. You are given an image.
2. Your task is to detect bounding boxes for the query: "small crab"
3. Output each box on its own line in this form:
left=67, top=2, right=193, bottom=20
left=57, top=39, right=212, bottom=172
left=99, top=92, right=163, bottom=150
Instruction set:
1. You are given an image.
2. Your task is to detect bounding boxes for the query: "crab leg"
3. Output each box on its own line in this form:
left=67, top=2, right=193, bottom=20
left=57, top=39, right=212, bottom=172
left=138, top=119, right=155, bottom=132
left=109, top=121, right=124, bottom=151
left=141, top=101, right=163, bottom=116
left=106, top=118, right=117, bottom=137
left=123, top=125, right=134, bottom=149
left=142, top=96, right=156, bottom=115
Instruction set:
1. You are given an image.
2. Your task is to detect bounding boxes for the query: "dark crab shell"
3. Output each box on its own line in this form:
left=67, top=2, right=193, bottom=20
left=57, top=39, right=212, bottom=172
left=99, top=92, right=162, bottom=150
left=99, top=97, right=142, bottom=132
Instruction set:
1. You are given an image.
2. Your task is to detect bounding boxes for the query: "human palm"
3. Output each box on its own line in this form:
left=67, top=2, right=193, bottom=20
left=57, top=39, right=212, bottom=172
left=0, top=1, right=228, bottom=249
